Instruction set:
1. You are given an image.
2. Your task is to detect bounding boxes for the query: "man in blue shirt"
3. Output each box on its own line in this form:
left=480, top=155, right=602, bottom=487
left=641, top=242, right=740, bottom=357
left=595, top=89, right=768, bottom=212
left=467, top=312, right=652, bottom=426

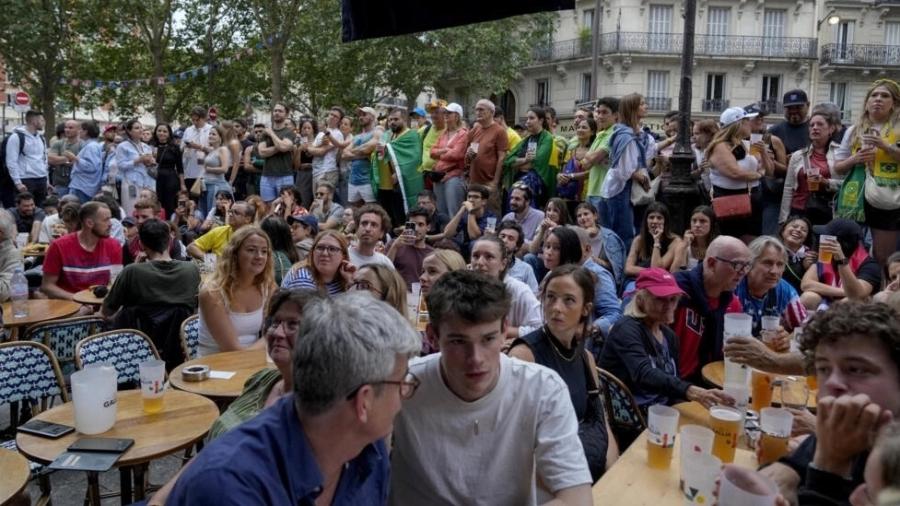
left=166, top=292, right=422, bottom=505
left=69, top=121, right=108, bottom=203
left=443, top=183, right=496, bottom=260
left=343, top=106, right=378, bottom=205
left=569, top=225, right=623, bottom=338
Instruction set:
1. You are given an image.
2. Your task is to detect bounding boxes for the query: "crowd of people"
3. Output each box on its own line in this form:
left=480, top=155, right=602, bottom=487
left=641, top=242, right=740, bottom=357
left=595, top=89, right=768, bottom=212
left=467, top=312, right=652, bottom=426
left=1, top=77, right=899, bottom=506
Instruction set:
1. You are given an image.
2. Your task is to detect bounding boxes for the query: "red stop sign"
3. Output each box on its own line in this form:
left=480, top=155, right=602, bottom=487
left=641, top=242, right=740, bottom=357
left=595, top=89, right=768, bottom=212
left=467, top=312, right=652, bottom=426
left=14, top=91, right=30, bottom=106
left=208, top=107, right=218, bottom=121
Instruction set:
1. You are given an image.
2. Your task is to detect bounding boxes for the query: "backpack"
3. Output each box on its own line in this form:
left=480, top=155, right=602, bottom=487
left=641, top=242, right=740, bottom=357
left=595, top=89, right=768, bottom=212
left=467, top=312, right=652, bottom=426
left=0, top=131, right=26, bottom=207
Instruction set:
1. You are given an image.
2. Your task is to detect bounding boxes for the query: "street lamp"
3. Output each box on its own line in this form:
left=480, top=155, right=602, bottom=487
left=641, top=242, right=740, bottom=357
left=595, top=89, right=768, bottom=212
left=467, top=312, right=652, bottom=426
left=817, top=10, right=840, bottom=30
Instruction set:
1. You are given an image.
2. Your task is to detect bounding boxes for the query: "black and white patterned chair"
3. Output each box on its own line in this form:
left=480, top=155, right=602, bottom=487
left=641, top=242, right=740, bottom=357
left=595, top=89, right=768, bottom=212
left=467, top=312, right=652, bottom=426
left=22, top=316, right=108, bottom=378
left=179, top=314, right=201, bottom=362
left=75, top=330, right=160, bottom=389
left=597, top=367, right=647, bottom=450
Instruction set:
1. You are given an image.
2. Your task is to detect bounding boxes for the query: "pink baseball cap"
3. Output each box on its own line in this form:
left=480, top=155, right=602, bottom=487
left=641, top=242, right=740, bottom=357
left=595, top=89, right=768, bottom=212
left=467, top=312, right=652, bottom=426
left=635, top=268, right=685, bottom=298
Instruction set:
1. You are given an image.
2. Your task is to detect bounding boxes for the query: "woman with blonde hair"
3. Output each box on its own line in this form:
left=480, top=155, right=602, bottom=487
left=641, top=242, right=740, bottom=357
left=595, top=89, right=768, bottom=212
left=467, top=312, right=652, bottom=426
left=197, top=226, right=277, bottom=356
left=833, top=79, right=900, bottom=266
left=707, top=107, right=772, bottom=241
left=200, top=124, right=233, bottom=217
left=281, top=230, right=354, bottom=295
left=349, top=263, right=408, bottom=316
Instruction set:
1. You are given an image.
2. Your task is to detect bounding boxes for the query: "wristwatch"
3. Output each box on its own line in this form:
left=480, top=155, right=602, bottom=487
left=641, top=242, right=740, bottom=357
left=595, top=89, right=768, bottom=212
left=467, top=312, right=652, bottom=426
left=833, top=257, right=848, bottom=267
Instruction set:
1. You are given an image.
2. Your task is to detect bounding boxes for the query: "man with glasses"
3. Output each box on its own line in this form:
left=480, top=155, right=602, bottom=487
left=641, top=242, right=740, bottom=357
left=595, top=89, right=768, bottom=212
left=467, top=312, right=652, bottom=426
left=672, top=235, right=751, bottom=381
left=187, top=201, right=255, bottom=259
left=389, top=270, right=592, bottom=505
left=308, top=182, right=344, bottom=231
left=168, top=291, right=422, bottom=505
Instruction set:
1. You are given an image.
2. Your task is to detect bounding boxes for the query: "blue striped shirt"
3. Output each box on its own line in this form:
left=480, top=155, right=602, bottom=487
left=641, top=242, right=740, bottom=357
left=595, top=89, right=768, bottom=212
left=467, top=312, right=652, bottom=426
left=280, top=267, right=344, bottom=296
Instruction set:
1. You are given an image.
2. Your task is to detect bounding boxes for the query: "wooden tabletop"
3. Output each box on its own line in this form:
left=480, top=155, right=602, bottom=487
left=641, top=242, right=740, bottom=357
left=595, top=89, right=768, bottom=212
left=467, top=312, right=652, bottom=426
left=16, top=390, right=218, bottom=467
left=0, top=448, right=31, bottom=504
left=2, top=299, right=81, bottom=329
left=72, top=288, right=106, bottom=306
left=701, top=361, right=817, bottom=409
left=592, top=428, right=757, bottom=504
left=170, top=349, right=274, bottom=399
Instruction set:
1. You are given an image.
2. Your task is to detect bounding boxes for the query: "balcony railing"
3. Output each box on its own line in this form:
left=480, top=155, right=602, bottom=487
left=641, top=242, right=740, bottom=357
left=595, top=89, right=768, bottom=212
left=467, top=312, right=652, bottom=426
left=820, top=43, right=900, bottom=67
left=532, top=32, right=817, bottom=63
left=646, top=97, right=672, bottom=111
left=758, top=99, right=784, bottom=115
left=701, top=99, right=729, bottom=112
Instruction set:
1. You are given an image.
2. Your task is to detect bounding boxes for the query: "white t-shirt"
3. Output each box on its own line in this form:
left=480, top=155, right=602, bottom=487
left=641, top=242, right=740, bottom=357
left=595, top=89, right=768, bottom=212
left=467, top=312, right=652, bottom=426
left=182, top=124, right=212, bottom=179
left=348, top=247, right=394, bottom=270
left=311, top=128, right=344, bottom=178
left=389, top=353, right=591, bottom=505
left=504, top=276, right=542, bottom=337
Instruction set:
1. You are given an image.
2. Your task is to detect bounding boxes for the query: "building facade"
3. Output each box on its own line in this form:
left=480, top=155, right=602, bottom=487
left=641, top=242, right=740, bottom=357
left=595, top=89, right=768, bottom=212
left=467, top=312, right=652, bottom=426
left=510, top=0, right=900, bottom=132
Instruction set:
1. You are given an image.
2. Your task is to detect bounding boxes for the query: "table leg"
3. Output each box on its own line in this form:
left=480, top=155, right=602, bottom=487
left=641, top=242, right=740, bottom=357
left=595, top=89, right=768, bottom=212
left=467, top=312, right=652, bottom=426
left=87, top=471, right=101, bottom=506
left=133, top=463, right=147, bottom=501
left=119, top=467, right=133, bottom=505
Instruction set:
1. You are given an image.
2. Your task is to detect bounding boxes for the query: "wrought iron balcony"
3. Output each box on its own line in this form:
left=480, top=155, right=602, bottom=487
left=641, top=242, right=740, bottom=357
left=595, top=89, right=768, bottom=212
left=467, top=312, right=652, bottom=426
left=701, top=99, right=730, bottom=112
left=758, top=99, right=784, bottom=115
left=820, top=43, right=900, bottom=67
left=532, top=32, right=817, bottom=63
left=646, top=97, right=672, bottom=111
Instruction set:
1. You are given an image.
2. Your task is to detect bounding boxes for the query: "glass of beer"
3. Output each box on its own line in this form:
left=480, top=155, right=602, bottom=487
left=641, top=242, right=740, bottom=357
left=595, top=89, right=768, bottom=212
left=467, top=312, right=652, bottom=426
left=760, top=316, right=780, bottom=350
left=759, top=407, right=793, bottom=466
left=807, top=171, right=821, bottom=191
left=710, top=405, right=743, bottom=463
left=139, top=359, right=166, bottom=414
left=647, top=404, right=679, bottom=469
left=749, top=133, right=763, bottom=157
left=751, top=369, right=774, bottom=413
left=819, top=234, right=836, bottom=264
left=780, top=376, right=810, bottom=410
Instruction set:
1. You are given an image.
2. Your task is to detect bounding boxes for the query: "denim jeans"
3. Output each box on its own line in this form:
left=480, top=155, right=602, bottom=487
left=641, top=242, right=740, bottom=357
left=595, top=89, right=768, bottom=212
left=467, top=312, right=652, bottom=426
left=260, top=174, right=295, bottom=202
left=70, top=188, right=93, bottom=204
left=597, top=182, right=635, bottom=248
left=434, top=175, right=467, bottom=218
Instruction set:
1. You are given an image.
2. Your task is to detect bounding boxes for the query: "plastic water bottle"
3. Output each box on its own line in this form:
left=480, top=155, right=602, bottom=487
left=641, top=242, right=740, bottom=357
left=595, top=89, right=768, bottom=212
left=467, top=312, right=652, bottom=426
left=11, top=267, right=28, bottom=318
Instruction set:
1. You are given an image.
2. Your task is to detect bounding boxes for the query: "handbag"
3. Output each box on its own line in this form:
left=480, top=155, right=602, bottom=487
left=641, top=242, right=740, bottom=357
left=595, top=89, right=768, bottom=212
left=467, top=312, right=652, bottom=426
left=630, top=173, right=660, bottom=206
left=579, top=350, right=609, bottom=483
left=835, top=164, right=867, bottom=222
left=189, top=177, right=206, bottom=198
left=712, top=185, right=752, bottom=220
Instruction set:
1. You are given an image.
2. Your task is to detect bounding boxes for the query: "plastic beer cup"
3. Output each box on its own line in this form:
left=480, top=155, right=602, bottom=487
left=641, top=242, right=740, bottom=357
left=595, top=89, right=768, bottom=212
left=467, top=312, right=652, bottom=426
left=751, top=369, right=774, bottom=413
left=758, top=407, right=793, bottom=466
left=819, top=234, right=836, bottom=264
left=680, top=425, right=714, bottom=456
left=724, top=314, right=753, bottom=385
left=647, top=405, right=679, bottom=469
left=718, top=465, right=779, bottom=506
left=680, top=452, right=721, bottom=506
left=139, top=359, right=166, bottom=414
left=710, top=405, right=743, bottom=463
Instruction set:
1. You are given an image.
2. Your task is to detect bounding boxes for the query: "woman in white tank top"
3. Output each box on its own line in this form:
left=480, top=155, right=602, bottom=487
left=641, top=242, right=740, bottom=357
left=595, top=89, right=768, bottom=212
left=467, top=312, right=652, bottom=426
left=198, top=225, right=278, bottom=356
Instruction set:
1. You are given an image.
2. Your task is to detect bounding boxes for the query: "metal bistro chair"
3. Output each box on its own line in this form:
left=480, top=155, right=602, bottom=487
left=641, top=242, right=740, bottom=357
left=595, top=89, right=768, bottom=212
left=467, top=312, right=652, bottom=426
left=0, top=341, right=68, bottom=505
left=597, top=367, right=647, bottom=450
left=75, top=330, right=160, bottom=389
left=22, top=316, right=108, bottom=379
left=179, top=314, right=201, bottom=362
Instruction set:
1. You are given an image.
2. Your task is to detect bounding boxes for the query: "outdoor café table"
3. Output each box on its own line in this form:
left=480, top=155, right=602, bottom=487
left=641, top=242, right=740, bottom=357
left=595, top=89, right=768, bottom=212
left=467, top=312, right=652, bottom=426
left=72, top=288, right=106, bottom=306
left=0, top=448, right=30, bottom=504
left=1, top=299, right=81, bottom=340
left=701, top=360, right=818, bottom=409
left=170, top=349, right=274, bottom=401
left=15, top=389, right=218, bottom=505
left=591, top=426, right=757, bottom=504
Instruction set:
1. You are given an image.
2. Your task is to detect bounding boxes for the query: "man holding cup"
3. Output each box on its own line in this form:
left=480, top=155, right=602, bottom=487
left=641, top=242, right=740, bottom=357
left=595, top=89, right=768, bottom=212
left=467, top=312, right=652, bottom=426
left=798, top=218, right=880, bottom=311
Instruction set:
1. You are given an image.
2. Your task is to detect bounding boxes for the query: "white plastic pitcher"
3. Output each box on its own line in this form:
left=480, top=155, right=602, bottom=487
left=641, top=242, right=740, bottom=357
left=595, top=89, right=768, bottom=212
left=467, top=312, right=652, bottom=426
left=71, top=364, right=118, bottom=434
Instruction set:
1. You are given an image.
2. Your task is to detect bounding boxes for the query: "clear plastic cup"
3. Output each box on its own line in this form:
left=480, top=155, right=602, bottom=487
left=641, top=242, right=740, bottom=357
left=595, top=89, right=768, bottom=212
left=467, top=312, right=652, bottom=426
left=760, top=315, right=780, bottom=349
left=780, top=376, right=810, bottom=410
left=759, top=407, right=793, bottom=465
left=724, top=313, right=753, bottom=385
left=647, top=404, right=680, bottom=469
left=680, top=452, right=722, bottom=505
left=138, top=359, right=166, bottom=414
left=710, top=405, right=743, bottom=463
left=718, top=465, right=779, bottom=506
left=680, top=424, right=714, bottom=456
left=725, top=382, right=750, bottom=417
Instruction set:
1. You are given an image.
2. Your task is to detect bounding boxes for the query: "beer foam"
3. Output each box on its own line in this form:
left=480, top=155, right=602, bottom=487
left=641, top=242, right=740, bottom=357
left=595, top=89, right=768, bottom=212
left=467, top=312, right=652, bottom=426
left=710, top=407, right=742, bottom=422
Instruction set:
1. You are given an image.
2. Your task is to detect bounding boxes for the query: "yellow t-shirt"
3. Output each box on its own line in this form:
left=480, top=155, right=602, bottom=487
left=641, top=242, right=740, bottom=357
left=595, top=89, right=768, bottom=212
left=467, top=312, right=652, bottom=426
left=506, top=127, right=522, bottom=153
left=193, top=225, right=233, bottom=257
left=419, top=125, right=444, bottom=172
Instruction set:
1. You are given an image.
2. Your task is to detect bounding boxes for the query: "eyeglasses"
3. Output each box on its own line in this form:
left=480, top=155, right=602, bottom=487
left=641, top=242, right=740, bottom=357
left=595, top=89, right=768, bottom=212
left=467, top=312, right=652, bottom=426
left=315, top=192, right=326, bottom=198
left=714, top=256, right=752, bottom=275
left=265, top=317, right=301, bottom=335
left=314, top=245, right=342, bottom=255
left=350, top=280, right=384, bottom=298
left=345, top=372, right=420, bottom=400
left=177, top=201, right=188, bottom=206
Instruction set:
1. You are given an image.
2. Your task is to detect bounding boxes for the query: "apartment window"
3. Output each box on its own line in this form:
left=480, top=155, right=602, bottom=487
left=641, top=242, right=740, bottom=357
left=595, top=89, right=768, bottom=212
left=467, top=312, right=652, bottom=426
left=887, top=22, right=900, bottom=45
left=704, top=74, right=727, bottom=111
left=762, top=9, right=786, bottom=56
left=830, top=82, right=849, bottom=120
left=535, top=79, right=550, bottom=106
left=835, top=21, right=855, bottom=61
left=647, top=71, right=670, bottom=111
left=583, top=9, right=594, bottom=29
left=648, top=5, right=673, bottom=52
left=580, top=73, right=593, bottom=103
left=761, top=75, right=780, bottom=101
left=706, top=7, right=730, bottom=54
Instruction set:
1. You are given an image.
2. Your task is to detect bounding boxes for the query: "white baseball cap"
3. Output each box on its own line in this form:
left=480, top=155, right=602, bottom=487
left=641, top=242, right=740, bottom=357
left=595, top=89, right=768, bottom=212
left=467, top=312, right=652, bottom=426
left=444, top=103, right=464, bottom=116
left=719, top=106, right=758, bottom=127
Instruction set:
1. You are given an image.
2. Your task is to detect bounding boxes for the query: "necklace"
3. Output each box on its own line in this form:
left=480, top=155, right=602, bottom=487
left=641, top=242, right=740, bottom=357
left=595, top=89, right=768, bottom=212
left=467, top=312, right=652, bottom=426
left=545, top=327, right=577, bottom=362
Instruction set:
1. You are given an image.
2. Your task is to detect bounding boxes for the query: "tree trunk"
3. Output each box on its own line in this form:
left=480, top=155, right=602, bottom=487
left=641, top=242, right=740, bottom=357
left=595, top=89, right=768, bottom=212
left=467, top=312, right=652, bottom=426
left=270, top=43, right=284, bottom=106
left=38, top=79, right=57, bottom=141
left=152, top=54, right=166, bottom=123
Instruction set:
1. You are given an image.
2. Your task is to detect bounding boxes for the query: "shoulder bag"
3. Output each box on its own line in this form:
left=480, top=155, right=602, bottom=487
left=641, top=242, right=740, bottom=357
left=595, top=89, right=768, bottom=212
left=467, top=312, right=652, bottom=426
left=712, top=184, right=752, bottom=220
left=579, top=350, right=610, bottom=483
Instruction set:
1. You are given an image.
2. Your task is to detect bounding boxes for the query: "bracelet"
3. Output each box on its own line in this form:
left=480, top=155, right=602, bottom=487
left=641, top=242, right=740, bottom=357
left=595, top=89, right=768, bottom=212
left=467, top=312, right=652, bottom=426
left=653, top=243, right=662, bottom=249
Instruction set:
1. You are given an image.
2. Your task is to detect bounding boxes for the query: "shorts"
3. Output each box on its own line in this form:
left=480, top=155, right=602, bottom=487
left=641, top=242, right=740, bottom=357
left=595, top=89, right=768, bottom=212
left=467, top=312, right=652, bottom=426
left=347, top=183, right=376, bottom=203
left=260, top=174, right=295, bottom=202
left=313, top=171, right=339, bottom=192
left=865, top=199, right=900, bottom=231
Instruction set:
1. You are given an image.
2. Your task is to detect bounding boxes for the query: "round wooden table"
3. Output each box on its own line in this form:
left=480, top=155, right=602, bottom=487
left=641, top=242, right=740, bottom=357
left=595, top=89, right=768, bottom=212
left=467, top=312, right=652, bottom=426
left=2, top=299, right=81, bottom=340
left=170, top=349, right=274, bottom=400
left=16, top=389, right=218, bottom=504
left=73, top=288, right=106, bottom=305
left=701, top=360, right=817, bottom=409
left=0, top=448, right=31, bottom=504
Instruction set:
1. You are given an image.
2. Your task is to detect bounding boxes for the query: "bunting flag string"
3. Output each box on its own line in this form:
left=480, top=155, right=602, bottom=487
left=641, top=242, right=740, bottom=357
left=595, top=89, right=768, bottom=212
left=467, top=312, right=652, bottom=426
left=56, top=33, right=282, bottom=90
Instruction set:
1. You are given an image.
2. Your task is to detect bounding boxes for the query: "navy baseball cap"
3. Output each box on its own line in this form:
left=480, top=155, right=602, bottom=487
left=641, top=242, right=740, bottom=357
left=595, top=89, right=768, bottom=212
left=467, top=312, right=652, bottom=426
left=783, top=89, right=809, bottom=106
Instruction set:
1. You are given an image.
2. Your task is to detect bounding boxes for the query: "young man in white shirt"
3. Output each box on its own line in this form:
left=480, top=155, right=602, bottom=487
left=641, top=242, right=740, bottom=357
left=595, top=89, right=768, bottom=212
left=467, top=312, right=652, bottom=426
left=389, top=270, right=592, bottom=506
left=348, top=203, right=394, bottom=269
